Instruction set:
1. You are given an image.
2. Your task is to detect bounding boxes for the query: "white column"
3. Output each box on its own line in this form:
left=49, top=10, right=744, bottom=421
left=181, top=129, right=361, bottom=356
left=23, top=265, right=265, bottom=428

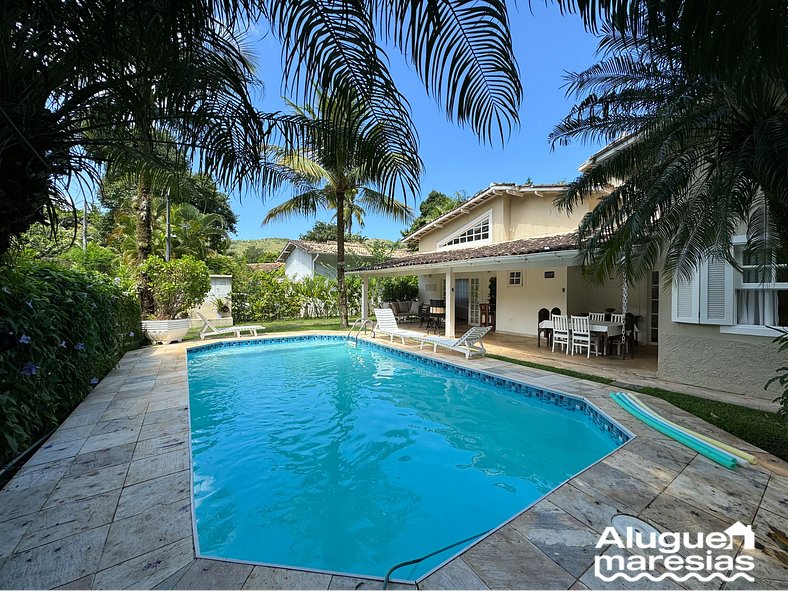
left=361, top=276, right=369, bottom=320
left=445, top=268, right=455, bottom=337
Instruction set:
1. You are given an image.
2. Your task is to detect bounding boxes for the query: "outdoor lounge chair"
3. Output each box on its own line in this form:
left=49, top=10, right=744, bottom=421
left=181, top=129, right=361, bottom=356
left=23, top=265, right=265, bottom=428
left=372, top=308, right=425, bottom=344
left=416, top=326, right=492, bottom=359
left=196, top=311, right=265, bottom=340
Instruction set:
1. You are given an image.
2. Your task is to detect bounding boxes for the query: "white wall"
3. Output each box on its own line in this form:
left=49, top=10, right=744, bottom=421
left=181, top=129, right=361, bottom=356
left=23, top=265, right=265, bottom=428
left=190, top=275, right=233, bottom=327
left=284, top=248, right=315, bottom=280
left=314, top=255, right=338, bottom=279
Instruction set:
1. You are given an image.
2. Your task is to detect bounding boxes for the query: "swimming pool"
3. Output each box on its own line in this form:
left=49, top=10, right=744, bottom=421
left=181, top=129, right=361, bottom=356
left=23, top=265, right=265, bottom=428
left=187, top=336, right=629, bottom=581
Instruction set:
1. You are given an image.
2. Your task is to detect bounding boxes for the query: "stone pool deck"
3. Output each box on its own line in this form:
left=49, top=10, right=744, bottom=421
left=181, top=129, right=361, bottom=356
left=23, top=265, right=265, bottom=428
left=0, top=332, right=786, bottom=590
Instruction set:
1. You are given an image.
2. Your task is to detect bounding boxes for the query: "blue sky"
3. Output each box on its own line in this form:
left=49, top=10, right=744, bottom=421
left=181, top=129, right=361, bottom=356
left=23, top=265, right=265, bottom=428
left=232, top=3, right=606, bottom=242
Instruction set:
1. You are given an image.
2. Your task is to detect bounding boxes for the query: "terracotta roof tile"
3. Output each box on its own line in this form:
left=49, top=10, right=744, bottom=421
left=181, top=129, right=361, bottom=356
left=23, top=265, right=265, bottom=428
left=351, top=233, right=578, bottom=272
left=247, top=262, right=284, bottom=272
left=277, top=240, right=409, bottom=261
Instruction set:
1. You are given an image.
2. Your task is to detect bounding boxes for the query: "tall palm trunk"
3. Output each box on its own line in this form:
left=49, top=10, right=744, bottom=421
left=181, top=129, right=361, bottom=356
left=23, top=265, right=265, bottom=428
left=136, top=179, right=155, bottom=315
left=335, top=191, right=349, bottom=328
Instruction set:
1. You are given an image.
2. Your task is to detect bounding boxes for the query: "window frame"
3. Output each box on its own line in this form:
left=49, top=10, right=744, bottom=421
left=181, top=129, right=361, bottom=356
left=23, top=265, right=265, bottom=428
left=436, top=211, right=492, bottom=250
left=507, top=270, right=523, bottom=287
left=729, top=235, right=788, bottom=330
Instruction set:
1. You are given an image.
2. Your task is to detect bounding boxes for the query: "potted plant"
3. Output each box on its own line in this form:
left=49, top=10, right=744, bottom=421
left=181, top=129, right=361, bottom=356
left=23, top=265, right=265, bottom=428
left=215, top=297, right=231, bottom=318
left=139, top=255, right=211, bottom=344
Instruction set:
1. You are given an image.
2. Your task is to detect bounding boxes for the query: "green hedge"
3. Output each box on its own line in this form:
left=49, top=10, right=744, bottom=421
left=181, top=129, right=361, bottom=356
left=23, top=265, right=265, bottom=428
left=0, top=262, right=141, bottom=464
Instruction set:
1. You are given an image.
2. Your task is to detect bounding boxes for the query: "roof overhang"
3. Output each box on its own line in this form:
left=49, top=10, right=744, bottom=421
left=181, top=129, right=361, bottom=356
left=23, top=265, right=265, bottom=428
left=402, top=183, right=568, bottom=244
left=348, top=249, right=580, bottom=277
left=275, top=241, right=298, bottom=263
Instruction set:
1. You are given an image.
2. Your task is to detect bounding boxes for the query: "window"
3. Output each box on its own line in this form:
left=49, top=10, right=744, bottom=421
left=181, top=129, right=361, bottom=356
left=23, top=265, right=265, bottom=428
left=437, top=212, right=491, bottom=249
left=508, top=271, right=522, bottom=286
left=734, top=242, right=788, bottom=327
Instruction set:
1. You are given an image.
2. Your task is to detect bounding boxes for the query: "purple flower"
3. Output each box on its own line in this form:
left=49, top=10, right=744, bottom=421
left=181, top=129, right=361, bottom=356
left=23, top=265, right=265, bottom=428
left=74, top=342, right=85, bottom=351
left=21, top=362, right=38, bottom=376
left=90, top=377, right=99, bottom=386
left=128, top=331, right=135, bottom=337
left=19, top=334, right=31, bottom=344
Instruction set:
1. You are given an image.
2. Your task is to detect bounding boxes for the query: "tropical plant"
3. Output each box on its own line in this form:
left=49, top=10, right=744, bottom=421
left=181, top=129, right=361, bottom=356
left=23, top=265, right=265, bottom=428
left=401, top=190, right=467, bottom=243
left=2, top=0, right=521, bottom=261
left=0, top=262, right=140, bottom=464
left=138, top=256, right=210, bottom=320
left=300, top=221, right=364, bottom=244
left=263, top=92, right=416, bottom=328
left=380, top=276, right=419, bottom=302
left=550, top=22, right=788, bottom=283
left=766, top=328, right=788, bottom=421
left=297, top=276, right=337, bottom=318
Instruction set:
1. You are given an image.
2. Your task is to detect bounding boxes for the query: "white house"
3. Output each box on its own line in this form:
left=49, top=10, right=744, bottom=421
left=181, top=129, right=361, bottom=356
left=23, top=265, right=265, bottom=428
left=349, top=148, right=784, bottom=404
left=277, top=240, right=408, bottom=281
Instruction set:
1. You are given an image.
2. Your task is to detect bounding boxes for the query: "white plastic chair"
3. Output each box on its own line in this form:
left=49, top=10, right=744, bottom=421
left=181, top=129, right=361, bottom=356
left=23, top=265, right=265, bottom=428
left=416, top=326, right=492, bottom=359
left=196, top=312, right=265, bottom=340
left=589, top=312, right=605, bottom=322
left=551, top=314, right=570, bottom=353
left=372, top=308, right=425, bottom=344
left=570, top=315, right=600, bottom=358
left=610, top=313, right=624, bottom=324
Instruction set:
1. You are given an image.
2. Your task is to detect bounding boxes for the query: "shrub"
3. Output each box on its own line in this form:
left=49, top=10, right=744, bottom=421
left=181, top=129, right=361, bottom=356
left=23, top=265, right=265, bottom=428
left=766, top=327, right=788, bottom=421
left=380, top=275, right=419, bottom=302
left=139, top=255, right=210, bottom=319
left=61, top=243, right=120, bottom=276
left=0, top=262, right=141, bottom=464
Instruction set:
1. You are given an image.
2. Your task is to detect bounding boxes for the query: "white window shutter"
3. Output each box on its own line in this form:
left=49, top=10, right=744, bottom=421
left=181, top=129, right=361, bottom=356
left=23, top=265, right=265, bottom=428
left=672, top=269, right=700, bottom=323
left=700, top=256, right=734, bottom=325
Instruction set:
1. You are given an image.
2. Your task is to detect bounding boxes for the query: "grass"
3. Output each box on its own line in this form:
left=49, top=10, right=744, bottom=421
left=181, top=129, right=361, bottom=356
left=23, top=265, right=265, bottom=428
left=488, top=353, right=788, bottom=462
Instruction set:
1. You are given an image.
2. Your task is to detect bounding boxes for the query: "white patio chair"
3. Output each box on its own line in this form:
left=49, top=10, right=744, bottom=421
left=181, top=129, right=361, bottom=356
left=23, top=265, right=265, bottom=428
left=589, top=312, right=605, bottom=322
left=551, top=314, right=570, bottom=353
left=372, top=308, right=425, bottom=344
left=416, top=326, right=492, bottom=359
left=196, top=312, right=265, bottom=340
left=570, top=315, right=600, bottom=358
left=610, top=313, right=624, bottom=324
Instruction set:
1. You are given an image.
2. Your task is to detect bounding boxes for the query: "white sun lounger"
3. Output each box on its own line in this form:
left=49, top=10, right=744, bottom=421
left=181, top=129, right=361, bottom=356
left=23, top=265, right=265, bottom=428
left=416, top=326, right=492, bottom=359
left=196, top=312, right=265, bottom=340
left=372, top=308, right=425, bottom=344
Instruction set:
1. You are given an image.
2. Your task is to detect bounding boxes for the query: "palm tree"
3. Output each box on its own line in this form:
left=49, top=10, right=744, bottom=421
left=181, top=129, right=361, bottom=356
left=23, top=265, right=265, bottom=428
left=549, top=22, right=788, bottom=284
left=2, top=0, right=521, bottom=257
left=263, top=93, right=415, bottom=328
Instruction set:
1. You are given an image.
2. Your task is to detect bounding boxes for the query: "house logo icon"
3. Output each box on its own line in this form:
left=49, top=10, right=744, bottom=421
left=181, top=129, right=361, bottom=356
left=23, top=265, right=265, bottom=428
left=724, top=522, right=755, bottom=550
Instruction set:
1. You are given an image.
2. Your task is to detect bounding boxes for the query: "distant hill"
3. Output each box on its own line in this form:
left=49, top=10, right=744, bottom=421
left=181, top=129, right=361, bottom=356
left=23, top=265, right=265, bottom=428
left=228, top=238, right=289, bottom=257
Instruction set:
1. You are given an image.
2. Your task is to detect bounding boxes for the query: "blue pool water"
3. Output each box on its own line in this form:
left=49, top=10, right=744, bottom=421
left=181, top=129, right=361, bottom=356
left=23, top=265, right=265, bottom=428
left=187, top=338, right=625, bottom=581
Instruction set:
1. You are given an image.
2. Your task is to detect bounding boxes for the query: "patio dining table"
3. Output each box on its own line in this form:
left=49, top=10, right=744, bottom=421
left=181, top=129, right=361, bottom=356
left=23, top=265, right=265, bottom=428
left=538, top=319, right=623, bottom=354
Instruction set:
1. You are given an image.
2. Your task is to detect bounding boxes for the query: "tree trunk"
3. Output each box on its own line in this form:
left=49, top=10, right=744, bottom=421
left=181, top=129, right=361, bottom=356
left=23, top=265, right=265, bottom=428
left=136, top=179, right=155, bottom=316
left=335, top=192, right=349, bottom=328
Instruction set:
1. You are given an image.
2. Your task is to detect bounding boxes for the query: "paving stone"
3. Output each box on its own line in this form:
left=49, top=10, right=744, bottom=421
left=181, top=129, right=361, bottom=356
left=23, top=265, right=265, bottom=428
left=125, top=448, right=190, bottom=486
left=418, top=557, right=489, bottom=590
left=152, top=562, right=194, bottom=589
left=45, top=463, right=128, bottom=508
left=147, top=394, right=187, bottom=413
left=463, top=525, right=575, bottom=590
left=241, top=566, right=333, bottom=590
left=328, top=575, right=413, bottom=589
left=54, top=574, right=95, bottom=589
left=4, top=459, right=71, bottom=492
left=0, top=481, right=56, bottom=521
left=572, top=462, right=662, bottom=514
left=547, top=483, right=623, bottom=534
left=0, top=514, right=35, bottom=558
left=26, top=438, right=87, bottom=467
left=0, top=525, right=108, bottom=589
left=138, top=420, right=189, bottom=443
left=45, top=425, right=96, bottom=446
left=68, top=442, right=135, bottom=477
left=663, top=473, right=759, bottom=525
left=172, top=558, right=253, bottom=589
left=115, top=470, right=190, bottom=520
left=577, top=546, right=684, bottom=590
left=79, top=425, right=140, bottom=455
left=59, top=410, right=104, bottom=430
left=569, top=582, right=590, bottom=590
left=509, top=500, right=604, bottom=578
left=93, top=536, right=195, bottom=590
left=758, top=480, right=788, bottom=518
left=143, top=407, right=188, bottom=427
left=99, top=400, right=149, bottom=423
left=17, top=489, right=121, bottom=552
left=601, top=446, right=685, bottom=490
left=753, top=507, right=788, bottom=549
left=133, top=433, right=188, bottom=461
left=71, top=400, right=112, bottom=417
left=738, top=544, right=788, bottom=586
left=99, top=498, right=192, bottom=570
left=90, top=415, right=145, bottom=436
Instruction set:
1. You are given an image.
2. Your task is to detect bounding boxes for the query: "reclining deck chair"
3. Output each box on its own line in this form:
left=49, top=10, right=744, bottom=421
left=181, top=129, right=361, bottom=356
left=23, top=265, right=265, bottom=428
left=372, top=308, right=425, bottom=344
left=416, top=326, right=492, bottom=359
left=196, top=312, right=265, bottom=340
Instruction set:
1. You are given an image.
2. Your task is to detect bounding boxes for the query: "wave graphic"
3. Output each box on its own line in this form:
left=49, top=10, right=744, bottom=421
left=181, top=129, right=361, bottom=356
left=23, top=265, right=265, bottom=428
left=594, top=570, right=754, bottom=583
